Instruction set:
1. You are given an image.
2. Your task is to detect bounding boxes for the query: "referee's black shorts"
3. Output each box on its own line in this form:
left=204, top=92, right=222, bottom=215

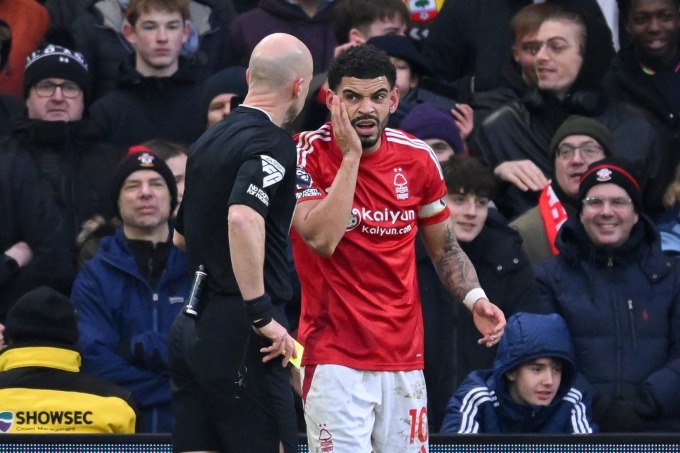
left=169, top=294, right=297, bottom=452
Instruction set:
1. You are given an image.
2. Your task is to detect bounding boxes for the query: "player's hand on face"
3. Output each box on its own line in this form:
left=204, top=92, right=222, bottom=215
left=472, top=298, right=506, bottom=348
left=330, top=95, right=362, bottom=160
left=256, top=319, right=297, bottom=367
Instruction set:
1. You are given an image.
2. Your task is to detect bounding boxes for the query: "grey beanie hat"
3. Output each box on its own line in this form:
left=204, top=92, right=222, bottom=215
left=550, top=115, right=615, bottom=163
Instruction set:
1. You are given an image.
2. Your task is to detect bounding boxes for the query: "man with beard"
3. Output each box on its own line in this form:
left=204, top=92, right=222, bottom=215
left=292, top=44, right=506, bottom=452
left=168, top=33, right=313, bottom=453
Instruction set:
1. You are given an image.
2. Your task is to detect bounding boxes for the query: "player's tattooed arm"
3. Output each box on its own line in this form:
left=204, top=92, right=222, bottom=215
left=434, top=222, right=481, bottom=302
left=423, top=218, right=506, bottom=345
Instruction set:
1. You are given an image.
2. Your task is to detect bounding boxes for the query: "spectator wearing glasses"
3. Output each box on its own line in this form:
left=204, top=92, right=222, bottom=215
left=0, top=45, right=123, bottom=283
left=510, top=115, right=614, bottom=263
left=470, top=7, right=660, bottom=221
left=471, top=3, right=556, bottom=126
left=535, top=157, right=680, bottom=432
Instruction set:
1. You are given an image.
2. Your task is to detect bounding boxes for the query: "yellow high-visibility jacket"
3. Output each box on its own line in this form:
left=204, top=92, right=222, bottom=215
left=0, top=345, right=137, bottom=434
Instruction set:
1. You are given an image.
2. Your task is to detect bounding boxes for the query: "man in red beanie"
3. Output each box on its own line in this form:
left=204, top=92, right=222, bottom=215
left=536, top=157, right=680, bottom=433
left=71, top=150, right=190, bottom=434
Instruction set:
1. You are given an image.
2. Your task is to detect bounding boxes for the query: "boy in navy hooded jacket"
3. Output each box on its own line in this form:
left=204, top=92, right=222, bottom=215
left=441, top=312, right=597, bottom=433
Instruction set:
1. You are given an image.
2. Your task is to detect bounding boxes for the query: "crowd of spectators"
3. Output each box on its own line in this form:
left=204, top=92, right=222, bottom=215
left=1, top=0, right=680, bottom=445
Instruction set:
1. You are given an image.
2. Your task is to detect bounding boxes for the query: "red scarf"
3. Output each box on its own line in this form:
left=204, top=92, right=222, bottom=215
left=538, top=183, right=568, bottom=255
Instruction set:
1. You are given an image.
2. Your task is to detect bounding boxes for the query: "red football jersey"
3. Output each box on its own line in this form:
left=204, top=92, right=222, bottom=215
left=293, top=123, right=450, bottom=371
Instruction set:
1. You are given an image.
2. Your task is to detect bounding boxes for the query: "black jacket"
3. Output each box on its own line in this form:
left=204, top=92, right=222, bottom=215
left=0, top=94, right=22, bottom=138
left=422, top=0, right=610, bottom=94
left=0, top=147, right=72, bottom=320
left=72, top=0, right=233, bottom=101
left=90, top=59, right=205, bottom=149
left=2, top=117, right=124, bottom=261
left=605, top=42, right=680, bottom=219
left=472, top=91, right=660, bottom=220
left=229, top=0, right=338, bottom=74
left=471, top=64, right=527, bottom=127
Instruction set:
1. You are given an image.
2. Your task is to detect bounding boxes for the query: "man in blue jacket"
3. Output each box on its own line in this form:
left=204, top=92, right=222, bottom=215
left=441, top=312, right=597, bottom=434
left=535, top=157, right=680, bottom=432
left=71, top=150, right=191, bottom=433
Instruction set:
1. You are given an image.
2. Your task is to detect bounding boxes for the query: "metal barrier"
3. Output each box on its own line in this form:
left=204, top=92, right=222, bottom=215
left=1, top=433, right=680, bottom=452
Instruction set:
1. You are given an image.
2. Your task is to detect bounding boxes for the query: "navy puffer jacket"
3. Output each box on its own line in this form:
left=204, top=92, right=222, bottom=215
left=535, top=215, right=680, bottom=431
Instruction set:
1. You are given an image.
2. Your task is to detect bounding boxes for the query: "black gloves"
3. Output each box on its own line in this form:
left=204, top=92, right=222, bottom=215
left=117, top=332, right=169, bottom=372
left=596, top=385, right=659, bottom=432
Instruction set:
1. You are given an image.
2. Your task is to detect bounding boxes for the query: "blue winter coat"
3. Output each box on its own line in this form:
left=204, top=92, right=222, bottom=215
left=535, top=215, right=680, bottom=431
left=656, top=204, right=680, bottom=255
left=71, top=227, right=191, bottom=433
left=441, top=312, right=596, bottom=434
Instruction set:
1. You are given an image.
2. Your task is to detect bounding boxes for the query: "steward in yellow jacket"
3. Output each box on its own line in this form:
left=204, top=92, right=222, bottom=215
left=0, top=286, right=137, bottom=433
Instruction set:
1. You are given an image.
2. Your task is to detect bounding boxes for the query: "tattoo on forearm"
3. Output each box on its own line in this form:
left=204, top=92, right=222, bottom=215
left=436, top=225, right=480, bottom=302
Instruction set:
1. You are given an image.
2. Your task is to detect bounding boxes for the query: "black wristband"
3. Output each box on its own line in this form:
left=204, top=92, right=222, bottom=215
left=252, top=316, right=273, bottom=328
left=244, top=293, right=274, bottom=326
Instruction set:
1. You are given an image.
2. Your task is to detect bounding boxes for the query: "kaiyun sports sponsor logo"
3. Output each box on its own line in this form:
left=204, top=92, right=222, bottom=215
left=346, top=206, right=416, bottom=236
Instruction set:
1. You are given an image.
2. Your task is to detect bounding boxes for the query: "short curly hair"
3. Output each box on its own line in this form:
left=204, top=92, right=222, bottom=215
left=442, top=155, right=497, bottom=200
left=327, top=45, right=396, bottom=92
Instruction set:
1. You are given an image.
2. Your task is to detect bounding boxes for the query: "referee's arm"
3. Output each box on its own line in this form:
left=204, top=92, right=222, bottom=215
left=228, top=203, right=265, bottom=300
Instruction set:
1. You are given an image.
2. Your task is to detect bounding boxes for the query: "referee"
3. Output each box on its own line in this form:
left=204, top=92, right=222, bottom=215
left=168, top=33, right=313, bottom=453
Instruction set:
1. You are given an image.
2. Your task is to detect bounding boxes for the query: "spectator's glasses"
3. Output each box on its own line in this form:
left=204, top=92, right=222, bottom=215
left=34, top=81, right=82, bottom=99
left=524, top=39, right=573, bottom=57
left=556, top=144, right=604, bottom=161
left=582, top=197, right=633, bottom=210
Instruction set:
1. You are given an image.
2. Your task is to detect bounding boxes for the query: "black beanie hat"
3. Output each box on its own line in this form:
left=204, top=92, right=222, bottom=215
left=111, top=149, right=179, bottom=218
left=550, top=115, right=615, bottom=163
left=578, top=157, right=641, bottom=212
left=23, top=44, right=90, bottom=100
left=5, top=286, right=79, bottom=345
left=200, top=66, right=248, bottom=121
left=365, top=35, right=432, bottom=77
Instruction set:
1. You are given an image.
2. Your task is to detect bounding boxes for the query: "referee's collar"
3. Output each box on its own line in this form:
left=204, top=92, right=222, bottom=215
left=240, top=104, right=274, bottom=124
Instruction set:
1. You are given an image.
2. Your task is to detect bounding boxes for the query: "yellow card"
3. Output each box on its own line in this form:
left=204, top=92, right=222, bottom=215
left=285, top=339, right=304, bottom=369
